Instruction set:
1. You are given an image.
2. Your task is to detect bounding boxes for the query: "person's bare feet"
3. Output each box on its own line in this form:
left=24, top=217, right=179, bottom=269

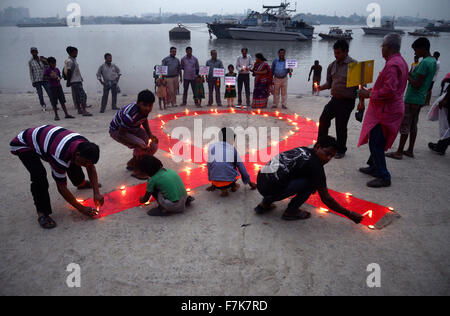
left=231, top=183, right=240, bottom=192
left=220, top=189, right=229, bottom=197
left=403, top=151, right=415, bottom=158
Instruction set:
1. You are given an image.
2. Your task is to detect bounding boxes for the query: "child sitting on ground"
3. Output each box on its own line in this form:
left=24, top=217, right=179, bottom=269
left=206, top=127, right=257, bottom=197
left=156, top=76, right=168, bottom=110
left=194, top=75, right=205, bottom=107
left=43, top=57, right=75, bottom=121
left=224, top=65, right=237, bottom=107
left=139, top=155, right=194, bottom=216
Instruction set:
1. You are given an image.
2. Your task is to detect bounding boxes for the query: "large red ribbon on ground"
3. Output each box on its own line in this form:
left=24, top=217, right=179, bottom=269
left=83, top=109, right=392, bottom=228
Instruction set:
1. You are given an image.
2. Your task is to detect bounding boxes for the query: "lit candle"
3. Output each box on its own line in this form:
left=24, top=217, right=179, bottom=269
left=120, top=185, right=126, bottom=191
left=368, top=225, right=375, bottom=230
left=363, top=210, right=373, bottom=218
left=320, top=207, right=329, bottom=213
left=345, top=192, right=353, bottom=197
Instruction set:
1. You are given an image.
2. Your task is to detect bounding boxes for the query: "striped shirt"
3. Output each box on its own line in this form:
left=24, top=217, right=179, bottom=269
left=109, top=103, right=148, bottom=132
left=10, top=125, right=88, bottom=183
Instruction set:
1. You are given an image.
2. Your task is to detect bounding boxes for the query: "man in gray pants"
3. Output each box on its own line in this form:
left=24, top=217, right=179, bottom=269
left=97, top=53, right=121, bottom=113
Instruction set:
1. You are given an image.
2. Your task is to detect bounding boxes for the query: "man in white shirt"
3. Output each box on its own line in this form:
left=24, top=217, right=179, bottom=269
left=97, top=53, right=121, bottom=113
left=236, top=48, right=253, bottom=107
left=426, top=51, right=440, bottom=105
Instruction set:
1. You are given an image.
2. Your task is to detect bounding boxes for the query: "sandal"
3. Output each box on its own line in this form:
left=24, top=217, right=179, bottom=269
left=402, top=151, right=415, bottom=158
left=77, top=180, right=102, bottom=190
left=38, top=216, right=57, bottom=229
left=282, top=210, right=311, bottom=221
left=385, top=152, right=403, bottom=160
left=254, top=203, right=276, bottom=215
left=147, top=206, right=171, bottom=217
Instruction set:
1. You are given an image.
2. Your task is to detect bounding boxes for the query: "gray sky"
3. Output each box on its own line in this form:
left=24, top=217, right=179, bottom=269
left=1, top=0, right=449, bottom=19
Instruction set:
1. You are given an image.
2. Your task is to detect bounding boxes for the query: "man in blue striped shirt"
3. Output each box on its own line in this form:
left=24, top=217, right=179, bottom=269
left=10, top=125, right=104, bottom=229
left=109, top=90, right=159, bottom=180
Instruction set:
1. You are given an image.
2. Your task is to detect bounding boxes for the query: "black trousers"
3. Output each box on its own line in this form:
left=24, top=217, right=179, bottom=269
left=18, top=151, right=86, bottom=216
left=257, top=175, right=315, bottom=212
left=237, top=74, right=251, bottom=105
left=183, top=79, right=195, bottom=104
left=318, top=97, right=356, bottom=154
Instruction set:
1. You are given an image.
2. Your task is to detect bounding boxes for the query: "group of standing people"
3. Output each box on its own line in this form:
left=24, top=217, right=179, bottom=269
left=28, top=46, right=122, bottom=118
left=313, top=35, right=442, bottom=189
left=156, top=47, right=302, bottom=110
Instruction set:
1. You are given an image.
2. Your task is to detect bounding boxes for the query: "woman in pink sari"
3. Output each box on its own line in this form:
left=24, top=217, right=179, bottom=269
left=358, top=33, right=409, bottom=188
left=251, top=53, right=273, bottom=108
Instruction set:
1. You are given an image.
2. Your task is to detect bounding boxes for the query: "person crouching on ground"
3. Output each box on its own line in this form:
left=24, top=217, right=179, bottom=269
left=139, top=155, right=194, bottom=217
left=206, top=127, right=257, bottom=197
left=10, top=125, right=104, bottom=229
left=255, top=135, right=363, bottom=223
left=109, top=90, right=159, bottom=180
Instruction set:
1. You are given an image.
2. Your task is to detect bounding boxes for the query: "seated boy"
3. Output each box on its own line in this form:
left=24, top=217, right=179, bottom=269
left=255, top=135, right=363, bottom=223
left=109, top=90, right=159, bottom=180
left=139, top=155, right=194, bottom=216
left=206, top=127, right=257, bottom=197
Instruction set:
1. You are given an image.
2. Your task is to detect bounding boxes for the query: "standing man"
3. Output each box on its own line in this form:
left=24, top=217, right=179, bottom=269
left=271, top=49, right=292, bottom=109
left=181, top=47, right=199, bottom=106
left=10, top=125, right=104, bottom=229
left=317, top=40, right=357, bottom=159
left=162, top=47, right=182, bottom=107
left=308, top=60, right=323, bottom=94
left=28, top=47, right=51, bottom=112
left=425, top=51, right=440, bottom=106
left=357, top=34, right=409, bottom=188
left=206, top=50, right=224, bottom=107
left=65, top=46, right=92, bottom=117
left=386, top=38, right=437, bottom=160
left=97, top=53, right=121, bottom=113
left=236, top=48, right=253, bottom=107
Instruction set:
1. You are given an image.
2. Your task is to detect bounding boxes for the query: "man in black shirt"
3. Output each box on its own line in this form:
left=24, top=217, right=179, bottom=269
left=255, top=136, right=363, bottom=223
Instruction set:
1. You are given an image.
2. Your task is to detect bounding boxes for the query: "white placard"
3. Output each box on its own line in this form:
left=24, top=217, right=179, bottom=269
left=225, top=76, right=236, bottom=86
left=155, top=65, right=168, bottom=75
left=213, top=68, right=225, bottom=78
left=285, top=59, right=298, bottom=69
left=199, top=66, right=210, bottom=76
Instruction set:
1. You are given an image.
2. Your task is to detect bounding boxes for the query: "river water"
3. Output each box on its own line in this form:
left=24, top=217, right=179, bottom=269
left=0, top=23, right=448, bottom=96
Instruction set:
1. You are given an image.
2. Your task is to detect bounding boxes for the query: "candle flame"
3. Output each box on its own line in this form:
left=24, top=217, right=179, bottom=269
left=120, top=185, right=126, bottom=191
left=320, top=207, right=329, bottom=213
left=368, top=225, right=375, bottom=230
left=363, top=210, right=373, bottom=218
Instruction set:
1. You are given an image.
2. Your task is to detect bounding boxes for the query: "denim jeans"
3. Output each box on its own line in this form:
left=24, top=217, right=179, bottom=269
left=367, top=124, right=391, bottom=181
left=34, top=81, right=51, bottom=106
left=257, top=177, right=315, bottom=212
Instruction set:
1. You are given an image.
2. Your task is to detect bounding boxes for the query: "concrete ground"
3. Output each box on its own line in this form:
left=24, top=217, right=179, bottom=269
left=0, top=91, right=449, bottom=296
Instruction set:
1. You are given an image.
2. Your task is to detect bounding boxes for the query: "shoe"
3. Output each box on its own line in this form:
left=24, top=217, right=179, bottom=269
left=367, top=178, right=391, bottom=188
left=271, top=105, right=278, bottom=109
left=112, top=107, right=118, bottom=110
left=65, top=115, right=75, bottom=119
left=185, top=196, right=195, bottom=207
left=428, top=142, right=445, bottom=156
left=282, top=105, right=288, bottom=109
left=335, top=152, right=346, bottom=159
left=54, top=116, right=60, bottom=121
left=100, top=110, right=105, bottom=113
left=82, top=112, right=93, bottom=117
left=281, top=209, right=311, bottom=221
left=359, top=167, right=377, bottom=177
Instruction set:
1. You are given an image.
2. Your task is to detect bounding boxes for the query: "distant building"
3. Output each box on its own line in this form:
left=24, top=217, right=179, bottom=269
left=193, top=12, right=208, bottom=17
left=0, top=6, right=30, bottom=25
